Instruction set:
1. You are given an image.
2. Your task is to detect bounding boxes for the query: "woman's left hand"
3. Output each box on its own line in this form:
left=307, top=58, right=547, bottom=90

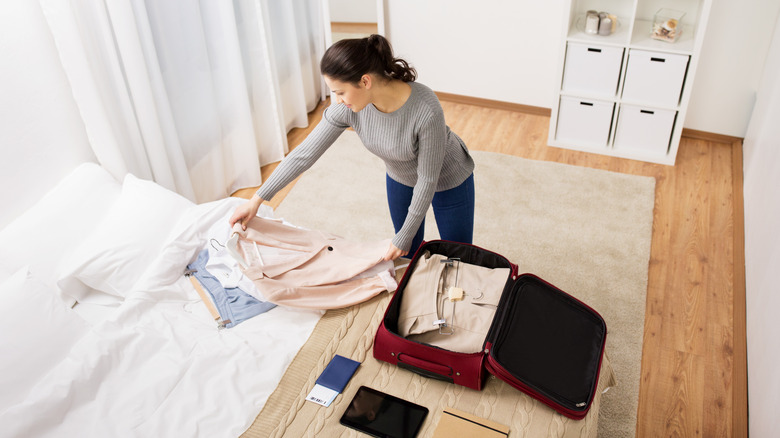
left=383, top=243, right=407, bottom=261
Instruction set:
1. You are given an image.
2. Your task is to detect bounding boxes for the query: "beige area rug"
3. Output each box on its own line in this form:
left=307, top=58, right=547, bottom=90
left=244, top=131, right=656, bottom=437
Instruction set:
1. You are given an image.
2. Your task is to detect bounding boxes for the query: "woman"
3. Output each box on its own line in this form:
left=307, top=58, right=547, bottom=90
left=229, top=34, right=475, bottom=261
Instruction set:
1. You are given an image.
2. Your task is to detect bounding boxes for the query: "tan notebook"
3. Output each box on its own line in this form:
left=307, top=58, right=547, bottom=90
left=432, top=407, right=510, bottom=438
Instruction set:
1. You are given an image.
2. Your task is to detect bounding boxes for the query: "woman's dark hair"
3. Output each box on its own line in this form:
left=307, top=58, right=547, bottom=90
left=320, top=34, right=417, bottom=84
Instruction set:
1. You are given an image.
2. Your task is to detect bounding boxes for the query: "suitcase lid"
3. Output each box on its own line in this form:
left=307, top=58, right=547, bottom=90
left=484, top=274, right=607, bottom=419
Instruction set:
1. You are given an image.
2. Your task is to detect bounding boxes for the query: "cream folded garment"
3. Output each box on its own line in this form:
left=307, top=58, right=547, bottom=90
left=398, top=251, right=510, bottom=353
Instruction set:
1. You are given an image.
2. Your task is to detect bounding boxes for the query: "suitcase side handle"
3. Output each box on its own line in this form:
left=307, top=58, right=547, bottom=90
left=397, top=353, right=454, bottom=382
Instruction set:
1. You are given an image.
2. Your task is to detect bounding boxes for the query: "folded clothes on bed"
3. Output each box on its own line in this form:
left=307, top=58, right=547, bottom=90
left=188, top=215, right=398, bottom=326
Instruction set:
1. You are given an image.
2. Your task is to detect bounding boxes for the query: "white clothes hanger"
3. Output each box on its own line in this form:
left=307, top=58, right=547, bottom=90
left=226, top=232, right=248, bottom=269
left=226, top=232, right=264, bottom=269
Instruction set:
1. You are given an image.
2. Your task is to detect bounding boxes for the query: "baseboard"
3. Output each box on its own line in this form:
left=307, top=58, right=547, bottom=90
left=731, top=140, right=749, bottom=438
left=681, top=128, right=744, bottom=144
left=434, top=92, right=552, bottom=117
left=435, top=92, right=744, bottom=144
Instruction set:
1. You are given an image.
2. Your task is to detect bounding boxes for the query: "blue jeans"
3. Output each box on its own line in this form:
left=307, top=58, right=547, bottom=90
left=188, top=249, right=276, bottom=328
left=386, top=174, right=475, bottom=257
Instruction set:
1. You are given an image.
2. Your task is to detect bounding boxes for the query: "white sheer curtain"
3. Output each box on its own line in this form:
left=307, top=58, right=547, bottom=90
left=38, top=0, right=325, bottom=203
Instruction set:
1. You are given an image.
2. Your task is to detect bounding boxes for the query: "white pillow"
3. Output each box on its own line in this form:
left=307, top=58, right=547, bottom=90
left=0, top=163, right=121, bottom=292
left=0, top=267, right=90, bottom=412
left=134, top=197, right=247, bottom=291
left=57, top=173, right=194, bottom=303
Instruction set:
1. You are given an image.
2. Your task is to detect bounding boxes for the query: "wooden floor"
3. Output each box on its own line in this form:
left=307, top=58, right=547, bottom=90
left=234, top=98, right=747, bottom=437
left=330, top=22, right=378, bottom=35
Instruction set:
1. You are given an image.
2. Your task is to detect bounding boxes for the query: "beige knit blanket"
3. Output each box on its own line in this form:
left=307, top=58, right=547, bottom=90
left=241, top=281, right=616, bottom=438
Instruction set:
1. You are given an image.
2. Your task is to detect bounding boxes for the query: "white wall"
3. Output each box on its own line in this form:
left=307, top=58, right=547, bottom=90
left=385, top=0, right=780, bottom=138
left=0, top=0, right=95, bottom=229
left=687, top=0, right=780, bottom=138
left=386, top=0, right=563, bottom=109
left=742, top=11, right=780, bottom=438
left=329, top=0, right=377, bottom=23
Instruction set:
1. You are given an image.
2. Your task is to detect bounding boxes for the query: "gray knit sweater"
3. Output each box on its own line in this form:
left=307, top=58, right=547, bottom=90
left=257, top=82, right=475, bottom=251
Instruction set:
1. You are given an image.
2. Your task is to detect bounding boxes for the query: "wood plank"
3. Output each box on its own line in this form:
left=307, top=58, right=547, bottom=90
left=704, top=322, right=734, bottom=437
left=330, top=22, right=378, bottom=34
left=231, top=96, right=742, bottom=436
left=702, top=141, right=735, bottom=437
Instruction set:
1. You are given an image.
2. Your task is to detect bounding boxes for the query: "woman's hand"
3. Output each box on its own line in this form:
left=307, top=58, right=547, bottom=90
left=383, top=243, right=408, bottom=261
left=229, top=195, right=264, bottom=230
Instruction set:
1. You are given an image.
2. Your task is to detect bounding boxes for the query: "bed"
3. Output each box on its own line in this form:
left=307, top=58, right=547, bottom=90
left=0, top=162, right=615, bottom=437
left=0, top=163, right=324, bottom=437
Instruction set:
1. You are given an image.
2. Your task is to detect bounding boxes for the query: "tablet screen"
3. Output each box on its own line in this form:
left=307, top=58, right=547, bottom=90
left=339, top=386, right=428, bottom=438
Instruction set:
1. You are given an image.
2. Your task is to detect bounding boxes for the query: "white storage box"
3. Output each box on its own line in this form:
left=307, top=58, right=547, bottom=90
left=561, top=43, right=624, bottom=97
left=613, top=105, right=677, bottom=154
left=555, top=96, right=615, bottom=147
left=621, top=49, right=689, bottom=108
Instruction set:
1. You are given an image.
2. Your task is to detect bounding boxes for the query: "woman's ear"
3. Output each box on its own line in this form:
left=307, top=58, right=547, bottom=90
left=361, top=74, right=372, bottom=90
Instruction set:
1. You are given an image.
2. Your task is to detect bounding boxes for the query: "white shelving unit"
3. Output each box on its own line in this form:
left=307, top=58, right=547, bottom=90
left=548, top=0, right=712, bottom=165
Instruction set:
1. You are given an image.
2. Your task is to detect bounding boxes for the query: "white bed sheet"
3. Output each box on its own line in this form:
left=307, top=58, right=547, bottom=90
left=0, top=197, right=323, bottom=437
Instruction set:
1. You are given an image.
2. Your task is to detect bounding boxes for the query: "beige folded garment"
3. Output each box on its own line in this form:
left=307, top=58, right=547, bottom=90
left=398, top=251, right=510, bottom=353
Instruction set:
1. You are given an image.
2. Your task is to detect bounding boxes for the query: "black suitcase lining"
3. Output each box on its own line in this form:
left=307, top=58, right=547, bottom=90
left=490, top=278, right=606, bottom=408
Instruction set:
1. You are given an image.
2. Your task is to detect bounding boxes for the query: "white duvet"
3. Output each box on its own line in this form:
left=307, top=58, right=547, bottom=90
left=0, top=165, right=323, bottom=437
left=1, top=287, right=320, bottom=437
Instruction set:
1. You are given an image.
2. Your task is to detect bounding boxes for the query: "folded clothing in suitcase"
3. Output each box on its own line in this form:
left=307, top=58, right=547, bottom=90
left=374, top=240, right=607, bottom=420
left=398, top=251, right=510, bottom=354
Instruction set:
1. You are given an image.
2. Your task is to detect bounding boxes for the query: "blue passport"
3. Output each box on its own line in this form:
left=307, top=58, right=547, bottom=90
left=306, top=355, right=361, bottom=407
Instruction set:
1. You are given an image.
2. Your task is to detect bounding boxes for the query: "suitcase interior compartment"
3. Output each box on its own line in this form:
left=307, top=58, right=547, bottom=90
left=382, top=240, right=516, bottom=337
left=486, top=275, right=606, bottom=416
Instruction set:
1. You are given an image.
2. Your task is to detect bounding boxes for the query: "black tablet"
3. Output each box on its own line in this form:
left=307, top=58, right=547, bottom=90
left=339, top=386, right=428, bottom=438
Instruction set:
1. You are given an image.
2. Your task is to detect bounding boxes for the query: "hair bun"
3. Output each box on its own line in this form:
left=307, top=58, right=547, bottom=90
left=321, top=34, right=417, bottom=83
left=365, top=34, right=389, bottom=58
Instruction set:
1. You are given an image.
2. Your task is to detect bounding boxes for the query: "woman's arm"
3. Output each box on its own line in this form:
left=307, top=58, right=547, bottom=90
left=255, top=107, right=348, bottom=201
left=229, top=105, right=348, bottom=228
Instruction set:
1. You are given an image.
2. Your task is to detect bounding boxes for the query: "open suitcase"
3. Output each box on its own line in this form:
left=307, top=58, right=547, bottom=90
left=374, top=240, right=607, bottom=420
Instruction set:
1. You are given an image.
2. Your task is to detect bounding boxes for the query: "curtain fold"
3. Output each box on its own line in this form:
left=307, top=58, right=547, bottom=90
left=39, top=0, right=325, bottom=203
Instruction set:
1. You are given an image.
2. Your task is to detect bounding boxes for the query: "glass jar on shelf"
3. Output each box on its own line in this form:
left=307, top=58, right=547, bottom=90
left=652, top=8, right=685, bottom=42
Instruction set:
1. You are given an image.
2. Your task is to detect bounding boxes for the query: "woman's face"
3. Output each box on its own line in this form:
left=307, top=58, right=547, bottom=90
left=324, top=75, right=371, bottom=112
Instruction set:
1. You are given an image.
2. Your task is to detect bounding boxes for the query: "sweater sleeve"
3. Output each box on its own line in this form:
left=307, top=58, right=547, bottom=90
left=256, top=105, right=348, bottom=201
left=391, top=108, right=446, bottom=252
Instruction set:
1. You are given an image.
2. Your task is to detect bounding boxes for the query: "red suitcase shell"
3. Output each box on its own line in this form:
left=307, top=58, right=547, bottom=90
left=373, top=240, right=607, bottom=420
